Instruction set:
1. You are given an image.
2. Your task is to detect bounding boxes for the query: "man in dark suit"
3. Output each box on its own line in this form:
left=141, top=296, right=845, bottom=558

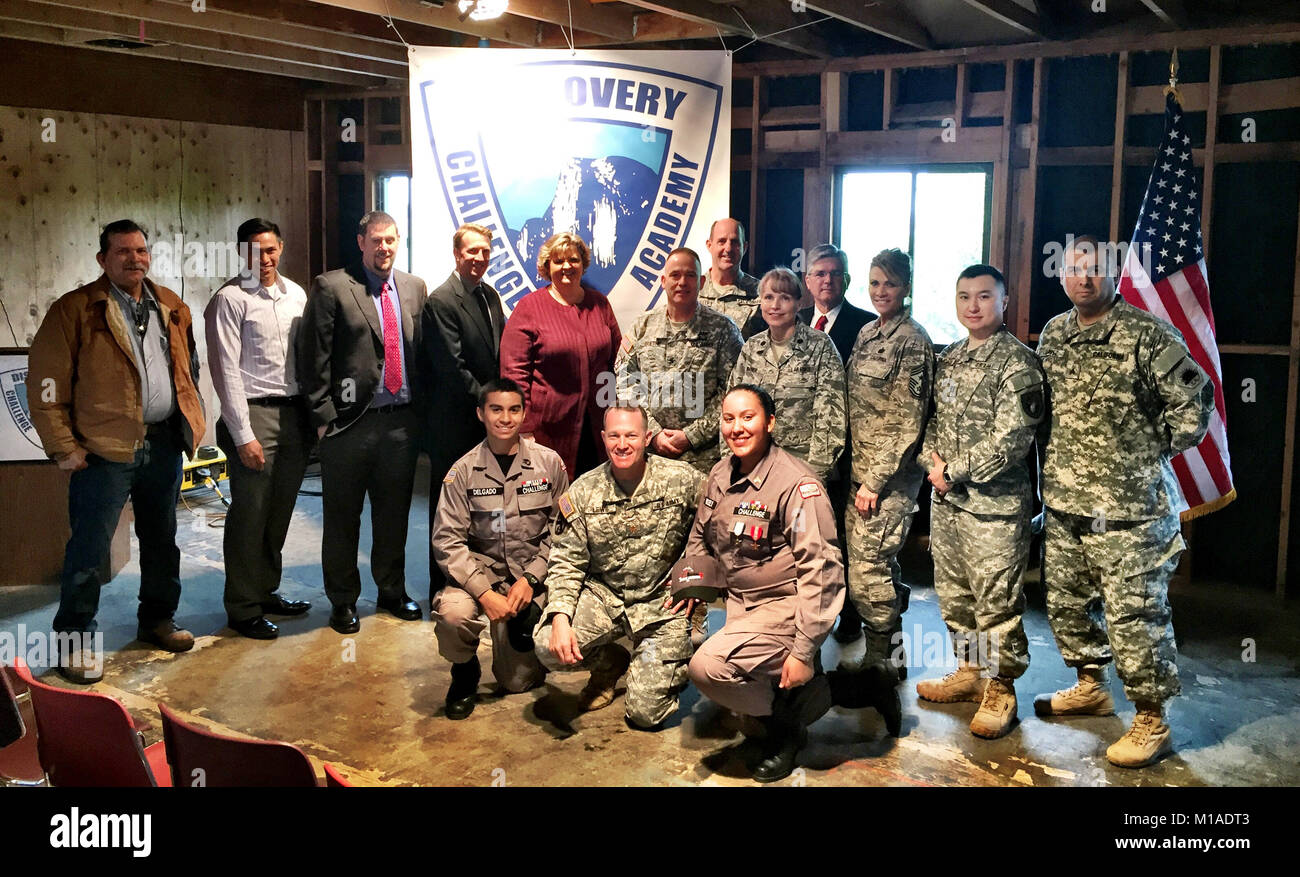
left=298, top=210, right=427, bottom=634
left=418, top=223, right=505, bottom=598
left=798, top=243, right=876, bottom=645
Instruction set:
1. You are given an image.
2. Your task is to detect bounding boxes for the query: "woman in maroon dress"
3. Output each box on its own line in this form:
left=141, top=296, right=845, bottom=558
left=499, top=232, right=623, bottom=477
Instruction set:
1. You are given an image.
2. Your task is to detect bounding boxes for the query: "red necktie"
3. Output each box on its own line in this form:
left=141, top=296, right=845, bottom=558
left=814, top=314, right=828, bottom=332
left=380, top=281, right=403, bottom=396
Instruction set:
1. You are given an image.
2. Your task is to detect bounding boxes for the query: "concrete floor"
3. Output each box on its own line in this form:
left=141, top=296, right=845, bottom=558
left=3, top=459, right=1298, bottom=787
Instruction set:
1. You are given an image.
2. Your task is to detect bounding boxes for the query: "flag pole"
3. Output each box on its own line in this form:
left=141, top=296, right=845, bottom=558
left=1164, top=47, right=1182, bottom=103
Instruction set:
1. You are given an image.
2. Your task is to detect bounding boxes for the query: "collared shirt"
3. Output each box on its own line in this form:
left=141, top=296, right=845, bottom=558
left=109, top=281, right=175, bottom=425
left=361, top=263, right=410, bottom=406
left=204, top=274, right=308, bottom=447
left=698, top=269, right=761, bottom=336
left=810, top=301, right=844, bottom=334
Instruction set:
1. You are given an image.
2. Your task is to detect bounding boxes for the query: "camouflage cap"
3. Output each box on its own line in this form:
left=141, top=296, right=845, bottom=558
left=670, top=555, right=723, bottom=603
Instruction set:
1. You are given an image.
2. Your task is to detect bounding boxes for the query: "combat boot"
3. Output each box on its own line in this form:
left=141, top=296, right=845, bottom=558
left=916, top=664, right=986, bottom=703
left=578, top=644, right=631, bottom=712
left=445, top=656, right=481, bottom=720
left=866, top=663, right=902, bottom=737
left=969, top=676, right=1018, bottom=739
left=753, top=674, right=831, bottom=783
left=1033, top=666, right=1116, bottom=717
left=1106, top=703, right=1172, bottom=768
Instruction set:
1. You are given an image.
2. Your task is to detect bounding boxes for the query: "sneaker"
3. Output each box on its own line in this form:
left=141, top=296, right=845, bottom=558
left=136, top=619, right=195, bottom=653
left=916, top=665, right=985, bottom=703
left=970, top=676, right=1018, bottom=739
left=1106, top=707, right=1172, bottom=768
left=578, top=644, right=631, bottom=712
left=1033, top=667, right=1115, bottom=717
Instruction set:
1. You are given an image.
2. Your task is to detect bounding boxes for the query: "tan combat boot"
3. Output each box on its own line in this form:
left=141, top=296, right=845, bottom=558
left=578, top=644, right=631, bottom=711
left=916, top=664, right=986, bottom=703
left=1106, top=704, right=1172, bottom=768
left=969, top=676, right=1018, bottom=739
left=1033, top=666, right=1116, bottom=717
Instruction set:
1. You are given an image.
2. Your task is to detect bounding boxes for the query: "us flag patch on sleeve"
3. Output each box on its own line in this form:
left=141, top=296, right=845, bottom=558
left=443, top=470, right=457, bottom=483
left=798, top=482, right=822, bottom=498
left=557, top=494, right=578, bottom=521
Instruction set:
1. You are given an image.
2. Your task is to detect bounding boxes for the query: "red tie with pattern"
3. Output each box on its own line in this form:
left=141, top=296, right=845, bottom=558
left=814, top=314, right=828, bottom=332
left=380, top=281, right=403, bottom=396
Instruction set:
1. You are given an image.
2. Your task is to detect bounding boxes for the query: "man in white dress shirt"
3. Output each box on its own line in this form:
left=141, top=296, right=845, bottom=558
left=205, top=218, right=313, bottom=639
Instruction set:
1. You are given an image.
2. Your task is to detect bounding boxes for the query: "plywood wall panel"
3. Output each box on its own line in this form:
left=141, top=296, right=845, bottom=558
left=0, top=106, right=36, bottom=345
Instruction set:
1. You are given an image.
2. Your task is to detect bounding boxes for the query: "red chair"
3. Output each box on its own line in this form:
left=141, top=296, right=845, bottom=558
left=323, top=762, right=352, bottom=787
left=158, top=702, right=318, bottom=787
left=0, top=665, right=45, bottom=786
left=13, top=658, right=169, bottom=787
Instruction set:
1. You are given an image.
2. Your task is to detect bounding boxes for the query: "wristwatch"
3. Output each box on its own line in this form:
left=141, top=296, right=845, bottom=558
left=523, top=572, right=541, bottom=589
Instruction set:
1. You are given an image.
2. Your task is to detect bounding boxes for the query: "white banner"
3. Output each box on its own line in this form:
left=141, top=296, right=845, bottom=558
left=409, top=48, right=731, bottom=329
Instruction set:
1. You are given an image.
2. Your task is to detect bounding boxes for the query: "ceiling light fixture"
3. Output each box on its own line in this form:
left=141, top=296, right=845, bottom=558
left=457, top=0, right=508, bottom=22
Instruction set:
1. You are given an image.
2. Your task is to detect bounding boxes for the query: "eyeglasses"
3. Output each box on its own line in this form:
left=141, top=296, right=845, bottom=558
left=807, top=270, right=845, bottom=280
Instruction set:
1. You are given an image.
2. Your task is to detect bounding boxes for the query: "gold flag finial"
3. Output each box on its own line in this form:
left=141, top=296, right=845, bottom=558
left=1164, top=48, right=1182, bottom=102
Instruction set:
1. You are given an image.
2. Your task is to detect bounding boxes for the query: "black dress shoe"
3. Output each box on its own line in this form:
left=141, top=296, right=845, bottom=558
left=445, top=656, right=481, bottom=720
left=376, top=593, right=422, bottom=621
left=329, top=603, right=360, bottom=634
left=229, top=615, right=279, bottom=640
left=261, top=595, right=311, bottom=616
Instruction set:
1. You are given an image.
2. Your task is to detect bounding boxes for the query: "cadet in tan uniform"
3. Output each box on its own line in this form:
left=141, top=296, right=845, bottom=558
left=843, top=248, right=935, bottom=736
left=726, top=267, right=847, bottom=482
left=687, top=384, right=845, bottom=782
left=534, top=405, right=703, bottom=730
left=432, top=378, right=570, bottom=720
left=916, top=265, right=1045, bottom=740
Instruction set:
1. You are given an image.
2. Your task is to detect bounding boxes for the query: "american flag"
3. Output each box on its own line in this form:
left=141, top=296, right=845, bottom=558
left=1117, top=91, right=1235, bottom=519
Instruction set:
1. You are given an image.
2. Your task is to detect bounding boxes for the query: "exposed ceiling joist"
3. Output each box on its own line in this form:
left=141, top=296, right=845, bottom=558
left=303, top=0, right=541, bottom=46
left=805, top=0, right=933, bottom=49
left=505, top=0, right=635, bottom=41
left=958, top=0, right=1043, bottom=36
left=3, top=0, right=402, bottom=78
left=617, top=0, right=836, bottom=56
left=1139, top=0, right=1189, bottom=28
left=0, top=17, right=379, bottom=85
left=26, top=0, right=409, bottom=64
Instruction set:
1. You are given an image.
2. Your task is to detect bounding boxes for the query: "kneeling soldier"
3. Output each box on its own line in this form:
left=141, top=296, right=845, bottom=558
left=535, top=405, right=703, bottom=730
left=432, top=378, right=569, bottom=719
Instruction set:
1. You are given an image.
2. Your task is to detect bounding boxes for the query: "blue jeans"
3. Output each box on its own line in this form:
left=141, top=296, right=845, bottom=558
left=53, top=428, right=183, bottom=633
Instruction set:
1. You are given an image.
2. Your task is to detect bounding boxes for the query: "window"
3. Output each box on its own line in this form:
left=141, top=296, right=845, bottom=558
left=835, top=167, right=991, bottom=345
left=377, top=172, right=412, bottom=274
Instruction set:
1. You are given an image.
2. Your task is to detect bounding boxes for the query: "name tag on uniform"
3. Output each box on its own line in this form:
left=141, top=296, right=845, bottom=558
left=469, top=486, right=503, bottom=497
left=733, top=500, right=769, bottom=519
left=518, top=478, right=552, bottom=495
left=703, top=497, right=716, bottom=509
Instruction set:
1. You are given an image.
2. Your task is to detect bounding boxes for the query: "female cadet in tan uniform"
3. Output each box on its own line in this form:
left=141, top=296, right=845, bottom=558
left=841, top=248, right=935, bottom=736
left=684, top=384, right=844, bottom=782
left=726, top=268, right=847, bottom=482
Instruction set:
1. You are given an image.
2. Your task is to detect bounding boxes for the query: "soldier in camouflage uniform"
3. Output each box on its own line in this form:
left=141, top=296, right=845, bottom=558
left=915, top=265, right=1045, bottom=740
left=534, top=405, right=704, bottom=730
left=841, top=248, right=935, bottom=736
left=726, top=267, right=847, bottom=482
left=1035, top=236, right=1213, bottom=768
left=698, top=218, right=763, bottom=339
left=616, top=248, right=743, bottom=475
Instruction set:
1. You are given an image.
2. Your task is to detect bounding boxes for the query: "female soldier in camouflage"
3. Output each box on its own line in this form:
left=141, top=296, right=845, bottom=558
left=725, top=268, right=848, bottom=482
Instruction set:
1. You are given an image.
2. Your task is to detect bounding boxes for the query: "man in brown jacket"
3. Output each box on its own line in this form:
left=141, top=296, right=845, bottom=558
left=29, top=220, right=205, bottom=683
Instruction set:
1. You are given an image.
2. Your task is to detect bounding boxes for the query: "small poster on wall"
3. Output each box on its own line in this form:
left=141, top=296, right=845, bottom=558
left=0, top=351, right=48, bottom=462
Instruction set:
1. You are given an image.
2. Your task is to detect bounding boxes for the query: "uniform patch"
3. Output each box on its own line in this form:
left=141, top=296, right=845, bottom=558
left=798, top=482, right=822, bottom=498
left=1180, top=367, right=1201, bottom=387
left=518, top=477, right=551, bottom=495
left=1020, top=387, right=1045, bottom=421
left=557, top=493, right=578, bottom=521
left=469, top=486, right=503, bottom=497
left=443, top=470, right=457, bottom=483
left=908, top=363, right=926, bottom=399
left=733, top=500, right=769, bottom=519
left=703, top=496, right=716, bottom=509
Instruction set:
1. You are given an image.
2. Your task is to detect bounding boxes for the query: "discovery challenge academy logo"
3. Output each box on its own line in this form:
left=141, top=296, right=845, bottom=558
left=418, top=57, right=725, bottom=314
left=0, top=365, right=41, bottom=450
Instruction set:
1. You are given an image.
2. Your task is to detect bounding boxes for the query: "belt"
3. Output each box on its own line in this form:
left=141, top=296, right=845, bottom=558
left=248, top=396, right=301, bottom=406
left=144, top=421, right=171, bottom=439
left=370, top=402, right=411, bottom=414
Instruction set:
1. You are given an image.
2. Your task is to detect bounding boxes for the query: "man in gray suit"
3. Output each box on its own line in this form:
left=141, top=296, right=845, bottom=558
left=298, top=210, right=428, bottom=634
left=419, top=223, right=505, bottom=598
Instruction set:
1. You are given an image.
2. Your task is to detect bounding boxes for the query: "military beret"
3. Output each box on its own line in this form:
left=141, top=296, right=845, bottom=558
left=671, top=555, right=723, bottom=603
